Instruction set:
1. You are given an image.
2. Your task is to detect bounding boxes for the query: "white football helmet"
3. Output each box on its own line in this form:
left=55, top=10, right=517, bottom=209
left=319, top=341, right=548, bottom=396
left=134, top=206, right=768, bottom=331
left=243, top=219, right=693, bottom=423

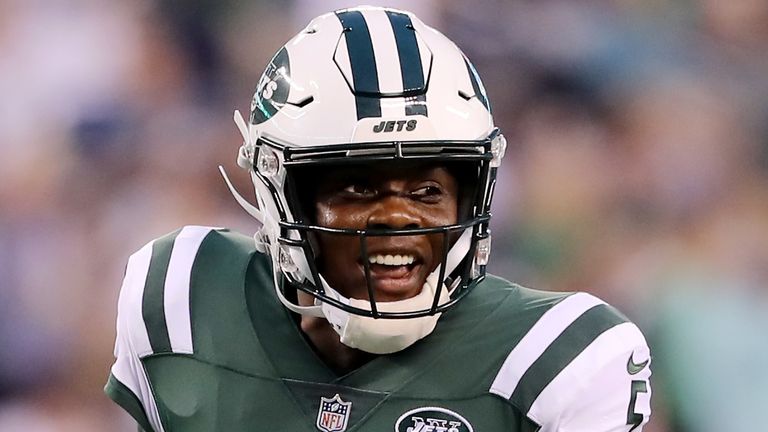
left=223, top=6, right=506, bottom=352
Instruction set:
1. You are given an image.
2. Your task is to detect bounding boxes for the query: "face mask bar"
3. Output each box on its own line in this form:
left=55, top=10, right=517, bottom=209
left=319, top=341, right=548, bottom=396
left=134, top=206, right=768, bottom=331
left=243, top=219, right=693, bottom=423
left=277, top=216, right=490, bottom=319
left=355, top=229, right=454, bottom=318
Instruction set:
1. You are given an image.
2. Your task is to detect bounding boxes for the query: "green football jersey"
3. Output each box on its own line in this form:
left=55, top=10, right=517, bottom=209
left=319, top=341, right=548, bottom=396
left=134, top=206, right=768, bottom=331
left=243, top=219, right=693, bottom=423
left=105, top=226, right=651, bottom=431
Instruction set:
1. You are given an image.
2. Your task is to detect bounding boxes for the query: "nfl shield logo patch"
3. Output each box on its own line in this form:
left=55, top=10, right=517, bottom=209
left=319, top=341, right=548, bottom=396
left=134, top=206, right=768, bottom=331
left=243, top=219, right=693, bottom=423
left=316, top=394, right=352, bottom=432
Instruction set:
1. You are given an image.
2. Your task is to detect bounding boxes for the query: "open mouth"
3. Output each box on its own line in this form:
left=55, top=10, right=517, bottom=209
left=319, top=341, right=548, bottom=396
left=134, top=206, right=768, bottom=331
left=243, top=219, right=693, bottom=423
left=363, top=253, right=422, bottom=298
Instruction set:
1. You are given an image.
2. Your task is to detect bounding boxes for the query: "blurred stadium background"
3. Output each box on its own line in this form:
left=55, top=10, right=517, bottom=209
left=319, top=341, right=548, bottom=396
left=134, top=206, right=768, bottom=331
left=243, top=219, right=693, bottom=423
left=1, top=0, right=767, bottom=430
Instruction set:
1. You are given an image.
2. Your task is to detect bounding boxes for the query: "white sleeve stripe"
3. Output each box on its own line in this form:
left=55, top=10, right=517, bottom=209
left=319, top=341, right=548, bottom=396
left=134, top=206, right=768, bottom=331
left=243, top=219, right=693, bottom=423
left=115, top=242, right=165, bottom=432
left=489, top=292, right=605, bottom=398
left=116, top=241, right=149, bottom=364
left=528, top=322, right=650, bottom=428
left=123, top=243, right=154, bottom=359
left=164, top=225, right=213, bottom=355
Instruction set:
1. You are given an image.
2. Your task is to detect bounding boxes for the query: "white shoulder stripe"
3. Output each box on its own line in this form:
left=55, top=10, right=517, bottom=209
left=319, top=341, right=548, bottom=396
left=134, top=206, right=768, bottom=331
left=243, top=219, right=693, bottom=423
left=122, top=241, right=154, bottom=358
left=113, top=241, right=165, bottom=432
left=489, top=292, right=605, bottom=398
left=528, top=322, right=649, bottom=427
left=164, top=225, right=213, bottom=354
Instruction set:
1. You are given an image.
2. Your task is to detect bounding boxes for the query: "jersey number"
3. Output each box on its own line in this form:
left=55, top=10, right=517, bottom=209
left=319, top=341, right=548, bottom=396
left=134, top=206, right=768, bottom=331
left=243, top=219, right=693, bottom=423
left=626, top=380, right=648, bottom=431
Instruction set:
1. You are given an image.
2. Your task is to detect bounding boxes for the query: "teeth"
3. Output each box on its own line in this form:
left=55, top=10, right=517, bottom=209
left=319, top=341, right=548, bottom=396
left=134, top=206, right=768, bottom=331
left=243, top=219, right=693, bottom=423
left=368, top=254, right=415, bottom=266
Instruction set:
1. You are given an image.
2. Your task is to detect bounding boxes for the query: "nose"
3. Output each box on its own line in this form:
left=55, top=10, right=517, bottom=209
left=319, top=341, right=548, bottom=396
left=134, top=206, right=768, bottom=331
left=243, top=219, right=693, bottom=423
left=366, top=195, right=421, bottom=230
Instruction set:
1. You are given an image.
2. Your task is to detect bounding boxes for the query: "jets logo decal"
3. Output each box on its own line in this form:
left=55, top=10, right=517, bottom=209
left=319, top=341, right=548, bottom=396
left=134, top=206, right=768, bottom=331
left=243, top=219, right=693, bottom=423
left=251, top=47, right=291, bottom=125
left=261, top=79, right=279, bottom=100
left=395, top=407, right=473, bottom=432
left=372, top=119, right=418, bottom=133
left=316, top=394, right=352, bottom=432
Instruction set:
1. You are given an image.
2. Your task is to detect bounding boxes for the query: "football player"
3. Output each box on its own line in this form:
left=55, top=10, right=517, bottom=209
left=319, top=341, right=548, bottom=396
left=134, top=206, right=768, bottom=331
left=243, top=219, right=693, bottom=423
left=105, top=6, right=651, bottom=431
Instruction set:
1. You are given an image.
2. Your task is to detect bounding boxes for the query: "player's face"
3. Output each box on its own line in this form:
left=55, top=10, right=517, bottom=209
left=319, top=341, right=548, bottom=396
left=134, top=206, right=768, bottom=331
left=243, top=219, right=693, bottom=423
left=311, top=163, right=459, bottom=302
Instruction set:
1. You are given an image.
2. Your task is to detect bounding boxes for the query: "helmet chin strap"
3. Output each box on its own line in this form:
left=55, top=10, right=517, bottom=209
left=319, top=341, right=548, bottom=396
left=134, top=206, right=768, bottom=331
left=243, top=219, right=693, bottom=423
left=219, top=110, right=264, bottom=223
left=219, top=166, right=264, bottom=224
left=273, top=272, right=327, bottom=318
left=233, top=109, right=256, bottom=169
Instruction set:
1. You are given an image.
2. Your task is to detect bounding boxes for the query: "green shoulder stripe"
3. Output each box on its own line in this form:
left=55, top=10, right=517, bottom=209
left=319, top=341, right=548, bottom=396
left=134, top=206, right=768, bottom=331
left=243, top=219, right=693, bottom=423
left=510, top=303, right=628, bottom=414
left=142, top=229, right=180, bottom=354
left=105, top=373, right=155, bottom=432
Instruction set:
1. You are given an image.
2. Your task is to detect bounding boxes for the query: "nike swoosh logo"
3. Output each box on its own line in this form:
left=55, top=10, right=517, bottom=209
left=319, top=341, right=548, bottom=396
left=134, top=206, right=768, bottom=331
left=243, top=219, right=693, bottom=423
left=627, top=352, right=649, bottom=375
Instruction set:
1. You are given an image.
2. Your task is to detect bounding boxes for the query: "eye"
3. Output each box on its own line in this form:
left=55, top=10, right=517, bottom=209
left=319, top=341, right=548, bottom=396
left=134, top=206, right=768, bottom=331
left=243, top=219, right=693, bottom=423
left=341, top=183, right=377, bottom=198
left=410, top=184, right=444, bottom=202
